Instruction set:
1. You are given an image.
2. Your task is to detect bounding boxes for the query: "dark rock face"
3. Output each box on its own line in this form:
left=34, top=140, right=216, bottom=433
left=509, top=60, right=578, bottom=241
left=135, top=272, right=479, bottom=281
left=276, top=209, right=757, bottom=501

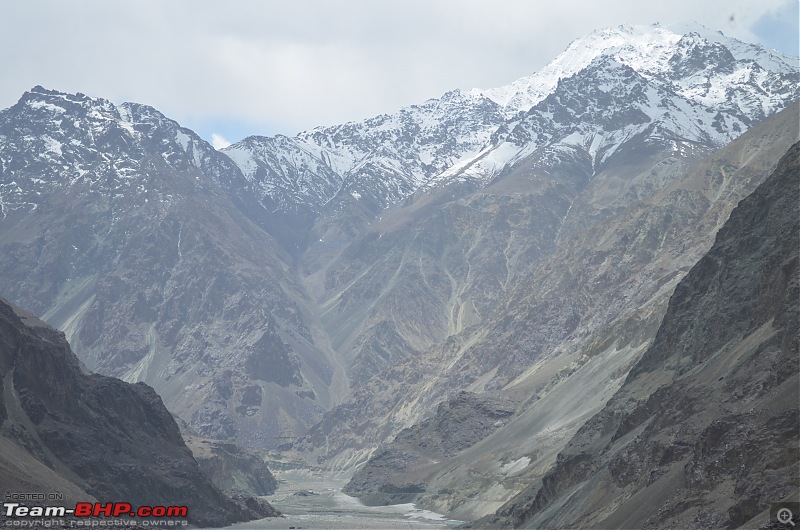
left=185, top=434, right=278, bottom=496
left=481, top=143, right=799, bottom=529
left=0, top=297, right=278, bottom=527
left=343, top=391, right=516, bottom=504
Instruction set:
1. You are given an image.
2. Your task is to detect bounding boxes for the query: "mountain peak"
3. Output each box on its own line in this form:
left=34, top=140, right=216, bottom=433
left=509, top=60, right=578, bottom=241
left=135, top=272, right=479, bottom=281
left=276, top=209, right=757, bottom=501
left=471, top=23, right=678, bottom=113
left=473, top=22, right=797, bottom=115
left=21, top=85, right=112, bottom=109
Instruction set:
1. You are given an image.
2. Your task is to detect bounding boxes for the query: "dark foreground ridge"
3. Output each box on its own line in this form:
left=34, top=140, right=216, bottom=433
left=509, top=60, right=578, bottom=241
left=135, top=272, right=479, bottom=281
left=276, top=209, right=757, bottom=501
left=479, top=143, right=800, bottom=528
left=0, top=296, right=278, bottom=527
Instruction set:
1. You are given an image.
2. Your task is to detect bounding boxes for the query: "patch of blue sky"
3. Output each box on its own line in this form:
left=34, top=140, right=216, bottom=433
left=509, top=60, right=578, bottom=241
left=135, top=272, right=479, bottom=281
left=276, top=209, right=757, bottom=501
left=180, top=116, right=284, bottom=149
left=751, top=0, right=799, bottom=56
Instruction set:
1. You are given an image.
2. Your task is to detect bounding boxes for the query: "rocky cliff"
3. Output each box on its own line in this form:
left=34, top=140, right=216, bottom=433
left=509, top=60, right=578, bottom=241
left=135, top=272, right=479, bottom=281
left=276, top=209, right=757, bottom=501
left=184, top=433, right=278, bottom=496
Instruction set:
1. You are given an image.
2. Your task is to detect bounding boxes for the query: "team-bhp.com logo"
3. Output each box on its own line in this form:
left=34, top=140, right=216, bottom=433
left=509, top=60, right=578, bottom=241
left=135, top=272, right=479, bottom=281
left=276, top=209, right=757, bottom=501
left=3, top=502, right=189, bottom=527
left=4, top=503, right=188, bottom=518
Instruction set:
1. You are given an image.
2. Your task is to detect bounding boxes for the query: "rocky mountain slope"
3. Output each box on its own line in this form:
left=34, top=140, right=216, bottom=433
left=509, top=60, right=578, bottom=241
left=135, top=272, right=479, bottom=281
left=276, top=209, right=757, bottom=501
left=480, top=140, right=799, bottom=529
left=184, top=433, right=278, bottom=496
left=0, top=87, right=343, bottom=448
left=0, top=296, right=277, bottom=527
left=330, top=102, right=799, bottom=520
left=343, top=391, right=517, bottom=505
left=246, top=22, right=799, bottom=391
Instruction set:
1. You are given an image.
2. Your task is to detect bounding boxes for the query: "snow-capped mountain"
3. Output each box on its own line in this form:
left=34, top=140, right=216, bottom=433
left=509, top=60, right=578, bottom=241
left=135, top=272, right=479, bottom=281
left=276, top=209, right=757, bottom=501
left=223, top=89, right=506, bottom=216
left=474, top=23, right=797, bottom=113
left=222, top=23, right=798, bottom=222
left=0, top=86, right=333, bottom=448
left=432, top=48, right=789, bottom=189
left=0, top=86, right=261, bottom=222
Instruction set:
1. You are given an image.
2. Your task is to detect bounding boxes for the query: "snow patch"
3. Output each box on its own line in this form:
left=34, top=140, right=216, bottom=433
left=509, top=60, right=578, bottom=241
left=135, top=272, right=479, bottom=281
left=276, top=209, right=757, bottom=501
left=175, top=130, right=191, bottom=153
left=27, top=100, right=66, bottom=114
left=222, top=147, right=258, bottom=179
left=43, top=136, right=63, bottom=156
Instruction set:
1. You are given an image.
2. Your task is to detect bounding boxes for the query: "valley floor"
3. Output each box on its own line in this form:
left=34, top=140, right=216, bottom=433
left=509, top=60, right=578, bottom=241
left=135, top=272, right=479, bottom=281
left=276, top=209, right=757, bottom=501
left=224, top=469, right=462, bottom=529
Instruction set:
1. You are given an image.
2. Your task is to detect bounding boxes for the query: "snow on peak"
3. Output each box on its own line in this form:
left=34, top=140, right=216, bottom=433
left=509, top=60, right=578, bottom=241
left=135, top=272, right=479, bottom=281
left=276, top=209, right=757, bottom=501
left=220, top=22, right=797, bottom=217
left=473, top=22, right=796, bottom=115
left=1, top=86, right=245, bottom=215
left=473, top=24, right=682, bottom=113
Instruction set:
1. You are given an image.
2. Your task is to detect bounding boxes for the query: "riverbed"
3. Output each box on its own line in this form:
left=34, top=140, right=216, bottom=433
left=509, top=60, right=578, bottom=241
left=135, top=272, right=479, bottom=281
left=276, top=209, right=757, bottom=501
left=226, top=469, right=463, bottom=529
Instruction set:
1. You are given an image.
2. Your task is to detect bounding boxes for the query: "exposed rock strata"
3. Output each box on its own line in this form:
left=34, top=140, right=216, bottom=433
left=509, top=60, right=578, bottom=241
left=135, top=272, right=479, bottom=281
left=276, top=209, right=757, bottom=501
left=343, top=391, right=517, bottom=505
left=184, top=433, right=278, bottom=496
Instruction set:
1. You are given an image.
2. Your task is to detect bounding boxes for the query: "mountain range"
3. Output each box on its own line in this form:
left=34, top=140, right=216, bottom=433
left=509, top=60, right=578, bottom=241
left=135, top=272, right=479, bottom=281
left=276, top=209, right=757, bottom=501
left=0, top=21, right=798, bottom=526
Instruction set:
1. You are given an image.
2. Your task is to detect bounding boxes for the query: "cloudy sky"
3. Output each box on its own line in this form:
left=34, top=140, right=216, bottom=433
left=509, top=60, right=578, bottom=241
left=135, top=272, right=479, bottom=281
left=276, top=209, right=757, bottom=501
left=1, top=1, right=797, bottom=147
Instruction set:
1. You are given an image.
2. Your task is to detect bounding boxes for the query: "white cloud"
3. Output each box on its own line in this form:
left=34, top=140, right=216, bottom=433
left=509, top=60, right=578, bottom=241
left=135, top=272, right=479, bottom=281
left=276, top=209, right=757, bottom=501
left=211, top=133, right=231, bottom=150
left=0, top=0, right=794, bottom=139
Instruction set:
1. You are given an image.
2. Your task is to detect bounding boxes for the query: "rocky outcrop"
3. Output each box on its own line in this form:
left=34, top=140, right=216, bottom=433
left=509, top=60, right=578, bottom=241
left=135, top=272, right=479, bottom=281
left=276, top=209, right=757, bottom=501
left=0, top=296, right=278, bottom=527
left=184, top=434, right=278, bottom=496
left=343, top=391, right=516, bottom=505
left=480, top=142, right=799, bottom=528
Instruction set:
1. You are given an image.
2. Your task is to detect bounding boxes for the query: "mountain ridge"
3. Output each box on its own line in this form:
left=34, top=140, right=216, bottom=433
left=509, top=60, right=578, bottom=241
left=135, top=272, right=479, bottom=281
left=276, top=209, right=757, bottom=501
left=220, top=22, right=798, bottom=227
left=0, top=85, right=338, bottom=448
